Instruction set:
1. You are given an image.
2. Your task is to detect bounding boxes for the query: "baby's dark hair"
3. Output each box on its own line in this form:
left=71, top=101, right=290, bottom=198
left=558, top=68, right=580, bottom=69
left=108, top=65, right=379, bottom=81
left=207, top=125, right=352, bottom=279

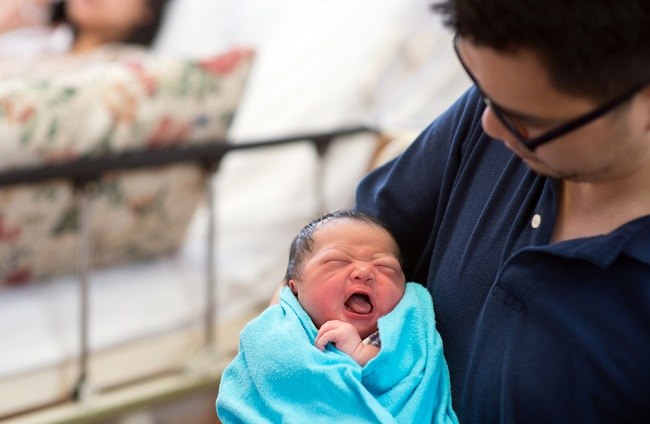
left=284, top=209, right=401, bottom=283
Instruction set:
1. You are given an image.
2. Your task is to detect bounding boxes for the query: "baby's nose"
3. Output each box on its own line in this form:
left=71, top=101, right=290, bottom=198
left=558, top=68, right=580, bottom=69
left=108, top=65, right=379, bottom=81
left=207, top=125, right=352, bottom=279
left=351, top=264, right=374, bottom=283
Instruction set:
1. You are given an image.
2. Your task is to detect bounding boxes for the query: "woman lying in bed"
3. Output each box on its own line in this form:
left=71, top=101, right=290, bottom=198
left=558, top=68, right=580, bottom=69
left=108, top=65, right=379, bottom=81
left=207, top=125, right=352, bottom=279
left=0, top=0, right=169, bottom=77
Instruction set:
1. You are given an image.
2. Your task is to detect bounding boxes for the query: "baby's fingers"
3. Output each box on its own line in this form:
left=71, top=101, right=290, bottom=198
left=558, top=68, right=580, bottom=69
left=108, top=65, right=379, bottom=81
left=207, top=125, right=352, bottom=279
left=315, top=320, right=345, bottom=350
left=314, top=330, right=332, bottom=351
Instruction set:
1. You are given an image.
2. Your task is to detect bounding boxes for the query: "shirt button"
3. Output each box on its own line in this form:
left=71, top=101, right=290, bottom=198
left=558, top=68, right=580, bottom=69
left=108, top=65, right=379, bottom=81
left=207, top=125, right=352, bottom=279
left=531, top=214, right=542, bottom=229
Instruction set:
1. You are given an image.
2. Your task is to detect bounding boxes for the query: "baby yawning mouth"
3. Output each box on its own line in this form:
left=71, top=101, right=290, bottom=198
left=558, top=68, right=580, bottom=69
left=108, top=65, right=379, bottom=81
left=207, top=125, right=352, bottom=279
left=345, top=293, right=373, bottom=314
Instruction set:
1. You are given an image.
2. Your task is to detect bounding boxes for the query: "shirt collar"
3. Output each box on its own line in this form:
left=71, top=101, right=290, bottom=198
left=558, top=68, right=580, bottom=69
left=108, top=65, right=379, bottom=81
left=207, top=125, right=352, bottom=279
left=547, top=215, right=650, bottom=268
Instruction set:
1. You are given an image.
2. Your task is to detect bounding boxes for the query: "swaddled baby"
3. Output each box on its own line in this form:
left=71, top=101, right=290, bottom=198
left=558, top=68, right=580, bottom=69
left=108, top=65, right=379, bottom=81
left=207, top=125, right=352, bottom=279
left=217, top=209, right=458, bottom=423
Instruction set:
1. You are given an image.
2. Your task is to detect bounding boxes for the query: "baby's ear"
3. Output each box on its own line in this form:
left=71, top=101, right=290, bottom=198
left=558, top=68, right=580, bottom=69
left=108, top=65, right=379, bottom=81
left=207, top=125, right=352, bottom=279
left=288, top=279, right=298, bottom=296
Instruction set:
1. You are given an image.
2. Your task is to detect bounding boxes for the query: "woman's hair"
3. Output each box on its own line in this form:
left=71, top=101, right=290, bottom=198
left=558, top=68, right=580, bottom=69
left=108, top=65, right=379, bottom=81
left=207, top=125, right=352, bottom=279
left=284, top=209, right=401, bottom=283
left=52, top=0, right=169, bottom=47
left=433, top=0, right=650, bottom=101
left=50, top=2, right=67, bottom=24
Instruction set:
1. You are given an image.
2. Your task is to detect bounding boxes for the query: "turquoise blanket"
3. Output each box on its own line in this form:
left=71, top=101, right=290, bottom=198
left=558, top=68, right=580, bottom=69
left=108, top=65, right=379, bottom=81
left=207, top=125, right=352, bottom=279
left=217, top=282, right=458, bottom=423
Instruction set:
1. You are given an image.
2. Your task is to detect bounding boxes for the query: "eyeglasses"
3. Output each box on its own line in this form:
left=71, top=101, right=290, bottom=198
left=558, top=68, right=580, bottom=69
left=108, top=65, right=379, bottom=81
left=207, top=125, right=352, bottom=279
left=452, top=33, right=647, bottom=150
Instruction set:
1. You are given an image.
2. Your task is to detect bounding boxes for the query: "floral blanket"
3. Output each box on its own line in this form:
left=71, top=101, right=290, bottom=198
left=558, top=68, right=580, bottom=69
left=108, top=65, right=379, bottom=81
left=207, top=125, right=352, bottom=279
left=0, top=46, right=253, bottom=286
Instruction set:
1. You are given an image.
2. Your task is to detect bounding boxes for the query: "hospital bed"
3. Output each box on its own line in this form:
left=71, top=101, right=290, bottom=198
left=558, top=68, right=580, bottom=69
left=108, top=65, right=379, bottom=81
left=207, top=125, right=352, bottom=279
left=0, top=0, right=468, bottom=422
left=0, top=122, right=375, bottom=423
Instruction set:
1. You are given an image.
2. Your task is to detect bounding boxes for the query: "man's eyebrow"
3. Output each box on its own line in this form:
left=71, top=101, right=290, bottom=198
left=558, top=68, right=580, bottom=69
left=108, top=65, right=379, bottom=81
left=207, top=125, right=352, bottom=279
left=454, top=37, right=562, bottom=126
left=488, top=96, right=562, bottom=125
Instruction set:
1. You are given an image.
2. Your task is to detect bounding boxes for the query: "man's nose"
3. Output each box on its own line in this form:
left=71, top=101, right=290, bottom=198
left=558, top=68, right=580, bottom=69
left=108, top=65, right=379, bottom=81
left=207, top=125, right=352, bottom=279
left=481, top=105, right=511, bottom=142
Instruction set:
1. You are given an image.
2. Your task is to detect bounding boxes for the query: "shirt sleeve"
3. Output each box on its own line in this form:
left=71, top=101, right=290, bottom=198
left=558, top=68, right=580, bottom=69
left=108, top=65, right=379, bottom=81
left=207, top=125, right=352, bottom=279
left=362, top=330, right=381, bottom=348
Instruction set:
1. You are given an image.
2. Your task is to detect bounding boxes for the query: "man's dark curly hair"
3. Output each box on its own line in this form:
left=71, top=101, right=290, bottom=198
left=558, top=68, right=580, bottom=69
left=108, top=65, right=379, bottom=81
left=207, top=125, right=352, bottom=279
left=433, top=0, right=650, bottom=101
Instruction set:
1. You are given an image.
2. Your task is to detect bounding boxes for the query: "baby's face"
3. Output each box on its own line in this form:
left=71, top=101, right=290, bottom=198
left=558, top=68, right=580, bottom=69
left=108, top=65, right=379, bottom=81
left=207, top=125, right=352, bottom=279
left=289, top=219, right=405, bottom=339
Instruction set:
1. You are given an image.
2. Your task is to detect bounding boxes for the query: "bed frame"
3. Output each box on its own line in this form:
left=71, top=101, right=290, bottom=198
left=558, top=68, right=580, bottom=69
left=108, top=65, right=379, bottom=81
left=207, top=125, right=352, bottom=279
left=0, top=126, right=377, bottom=423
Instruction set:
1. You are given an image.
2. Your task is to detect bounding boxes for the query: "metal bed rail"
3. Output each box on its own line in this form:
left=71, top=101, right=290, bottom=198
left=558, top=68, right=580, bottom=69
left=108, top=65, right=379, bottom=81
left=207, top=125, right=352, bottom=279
left=0, top=125, right=378, bottom=409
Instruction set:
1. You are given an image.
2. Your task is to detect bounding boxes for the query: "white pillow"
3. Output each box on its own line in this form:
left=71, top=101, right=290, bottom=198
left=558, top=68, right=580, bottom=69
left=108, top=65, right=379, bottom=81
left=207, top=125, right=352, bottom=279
left=154, top=0, right=232, bottom=56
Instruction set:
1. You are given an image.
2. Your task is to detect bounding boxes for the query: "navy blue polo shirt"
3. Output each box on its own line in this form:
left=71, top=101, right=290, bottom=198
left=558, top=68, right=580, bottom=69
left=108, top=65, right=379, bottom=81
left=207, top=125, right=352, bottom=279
left=356, top=88, right=650, bottom=422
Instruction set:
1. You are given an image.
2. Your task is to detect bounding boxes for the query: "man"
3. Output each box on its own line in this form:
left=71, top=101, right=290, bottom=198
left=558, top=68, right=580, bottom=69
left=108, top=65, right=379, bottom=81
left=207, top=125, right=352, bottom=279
left=356, top=1, right=649, bottom=422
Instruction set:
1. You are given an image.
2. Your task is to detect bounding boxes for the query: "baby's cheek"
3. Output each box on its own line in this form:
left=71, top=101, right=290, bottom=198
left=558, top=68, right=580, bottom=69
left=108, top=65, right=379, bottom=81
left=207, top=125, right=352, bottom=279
left=378, top=289, right=404, bottom=314
left=307, top=303, right=333, bottom=329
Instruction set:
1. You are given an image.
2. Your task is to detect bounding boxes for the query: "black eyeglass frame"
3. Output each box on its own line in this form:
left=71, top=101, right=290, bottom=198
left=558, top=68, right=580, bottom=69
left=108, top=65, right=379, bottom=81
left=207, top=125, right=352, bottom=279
left=452, top=33, right=647, bottom=150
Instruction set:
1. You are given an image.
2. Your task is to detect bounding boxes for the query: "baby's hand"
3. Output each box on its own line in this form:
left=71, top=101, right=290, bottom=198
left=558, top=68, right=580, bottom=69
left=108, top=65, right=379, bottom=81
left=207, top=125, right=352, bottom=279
left=315, top=320, right=362, bottom=355
left=315, top=320, right=379, bottom=366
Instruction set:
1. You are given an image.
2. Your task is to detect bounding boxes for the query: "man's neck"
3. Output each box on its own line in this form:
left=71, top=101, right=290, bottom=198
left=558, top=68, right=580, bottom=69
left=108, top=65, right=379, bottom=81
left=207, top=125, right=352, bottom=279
left=551, top=166, right=650, bottom=242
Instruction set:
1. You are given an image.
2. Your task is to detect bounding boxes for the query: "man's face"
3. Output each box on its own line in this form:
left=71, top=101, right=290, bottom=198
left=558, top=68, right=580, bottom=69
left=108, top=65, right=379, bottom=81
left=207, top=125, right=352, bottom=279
left=456, top=37, right=650, bottom=183
left=289, top=219, right=405, bottom=339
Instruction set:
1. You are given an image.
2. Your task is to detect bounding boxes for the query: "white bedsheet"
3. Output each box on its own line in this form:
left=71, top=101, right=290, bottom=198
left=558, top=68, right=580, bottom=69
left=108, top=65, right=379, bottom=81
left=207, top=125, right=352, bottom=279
left=0, top=201, right=298, bottom=378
